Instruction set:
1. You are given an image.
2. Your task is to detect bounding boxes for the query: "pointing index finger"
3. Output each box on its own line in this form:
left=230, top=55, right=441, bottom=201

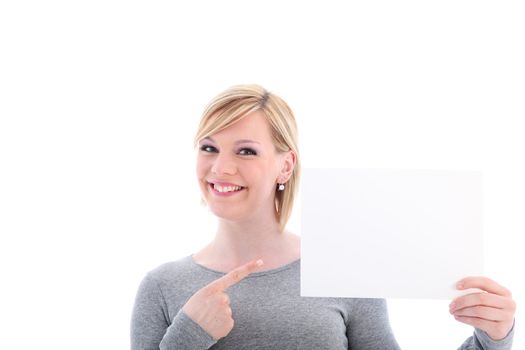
left=208, top=259, right=264, bottom=293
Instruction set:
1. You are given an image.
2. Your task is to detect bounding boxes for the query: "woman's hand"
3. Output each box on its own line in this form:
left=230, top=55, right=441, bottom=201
left=182, top=259, right=263, bottom=340
left=449, top=276, right=516, bottom=340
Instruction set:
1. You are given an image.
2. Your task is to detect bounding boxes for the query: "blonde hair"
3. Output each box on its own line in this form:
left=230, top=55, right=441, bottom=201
left=193, top=84, right=300, bottom=233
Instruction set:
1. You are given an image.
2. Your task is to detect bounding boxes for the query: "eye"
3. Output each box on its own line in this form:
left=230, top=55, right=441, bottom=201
left=200, top=144, right=217, bottom=153
left=239, top=148, right=257, bottom=156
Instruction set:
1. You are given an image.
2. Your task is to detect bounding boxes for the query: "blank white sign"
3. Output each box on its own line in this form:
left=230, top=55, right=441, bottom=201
left=300, top=168, right=484, bottom=300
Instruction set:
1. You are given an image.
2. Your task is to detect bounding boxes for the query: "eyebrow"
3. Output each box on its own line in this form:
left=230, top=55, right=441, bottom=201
left=201, top=136, right=261, bottom=145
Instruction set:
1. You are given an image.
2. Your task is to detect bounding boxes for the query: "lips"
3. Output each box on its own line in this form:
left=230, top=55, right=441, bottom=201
left=206, top=180, right=247, bottom=197
left=208, top=180, right=245, bottom=187
left=209, top=182, right=245, bottom=192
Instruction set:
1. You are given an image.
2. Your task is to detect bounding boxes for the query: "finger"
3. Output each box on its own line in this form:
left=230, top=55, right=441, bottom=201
left=451, top=305, right=510, bottom=322
left=206, top=259, right=264, bottom=292
left=451, top=292, right=509, bottom=312
left=208, top=292, right=230, bottom=306
left=457, top=277, right=511, bottom=297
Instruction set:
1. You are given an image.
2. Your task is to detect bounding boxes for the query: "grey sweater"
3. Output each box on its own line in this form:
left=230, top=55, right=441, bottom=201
left=131, top=255, right=514, bottom=349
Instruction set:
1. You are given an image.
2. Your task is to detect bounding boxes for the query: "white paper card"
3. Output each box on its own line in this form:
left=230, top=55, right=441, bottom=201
left=300, top=168, right=484, bottom=300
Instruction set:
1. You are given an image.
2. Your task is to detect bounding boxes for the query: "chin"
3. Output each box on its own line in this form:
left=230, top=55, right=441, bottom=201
left=208, top=205, right=247, bottom=222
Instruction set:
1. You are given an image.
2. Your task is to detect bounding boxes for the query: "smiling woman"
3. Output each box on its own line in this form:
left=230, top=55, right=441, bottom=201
left=130, top=85, right=516, bottom=350
left=194, top=84, right=300, bottom=234
left=195, top=110, right=296, bottom=228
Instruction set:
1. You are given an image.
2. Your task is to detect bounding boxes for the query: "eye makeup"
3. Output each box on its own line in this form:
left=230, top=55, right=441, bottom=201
left=199, top=144, right=258, bottom=156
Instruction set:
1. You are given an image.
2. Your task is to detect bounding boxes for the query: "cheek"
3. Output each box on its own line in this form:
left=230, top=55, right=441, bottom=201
left=195, top=157, right=209, bottom=178
left=195, top=163, right=203, bottom=178
left=247, top=168, right=277, bottom=196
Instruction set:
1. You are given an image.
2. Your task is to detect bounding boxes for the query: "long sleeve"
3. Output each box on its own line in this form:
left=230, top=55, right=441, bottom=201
left=457, top=323, right=515, bottom=350
left=130, top=273, right=218, bottom=350
left=346, top=298, right=401, bottom=350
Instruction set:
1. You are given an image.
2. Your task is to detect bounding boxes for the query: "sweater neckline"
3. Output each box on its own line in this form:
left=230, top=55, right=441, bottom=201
left=187, top=255, right=301, bottom=277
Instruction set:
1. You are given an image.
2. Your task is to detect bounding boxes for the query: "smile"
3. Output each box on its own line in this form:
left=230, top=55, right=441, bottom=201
left=208, top=182, right=246, bottom=196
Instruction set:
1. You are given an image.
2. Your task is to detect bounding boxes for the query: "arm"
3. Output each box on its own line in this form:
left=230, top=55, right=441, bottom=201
left=452, top=277, right=516, bottom=350
left=346, top=298, right=401, bottom=350
left=130, top=273, right=217, bottom=350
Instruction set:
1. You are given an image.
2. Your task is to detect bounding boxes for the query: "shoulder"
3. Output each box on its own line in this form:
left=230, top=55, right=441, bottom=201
left=352, top=298, right=388, bottom=309
left=140, top=255, right=216, bottom=300
left=144, top=255, right=194, bottom=286
left=337, top=298, right=388, bottom=318
left=133, top=256, right=195, bottom=306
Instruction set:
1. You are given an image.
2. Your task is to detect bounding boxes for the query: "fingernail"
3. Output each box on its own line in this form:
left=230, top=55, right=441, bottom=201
left=456, top=282, right=464, bottom=289
left=256, top=259, right=264, bottom=267
left=449, top=302, right=456, bottom=311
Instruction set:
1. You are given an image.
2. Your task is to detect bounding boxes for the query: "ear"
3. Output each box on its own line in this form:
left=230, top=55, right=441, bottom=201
left=277, top=150, right=297, bottom=183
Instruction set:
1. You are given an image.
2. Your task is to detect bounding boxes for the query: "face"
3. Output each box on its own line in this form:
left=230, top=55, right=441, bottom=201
left=196, top=111, right=292, bottom=223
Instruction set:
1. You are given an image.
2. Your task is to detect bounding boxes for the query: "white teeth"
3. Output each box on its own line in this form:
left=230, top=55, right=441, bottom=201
left=213, top=184, right=243, bottom=193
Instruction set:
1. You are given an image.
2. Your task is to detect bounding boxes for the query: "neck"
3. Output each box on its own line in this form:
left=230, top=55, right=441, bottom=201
left=212, top=215, right=285, bottom=262
left=193, top=201, right=300, bottom=270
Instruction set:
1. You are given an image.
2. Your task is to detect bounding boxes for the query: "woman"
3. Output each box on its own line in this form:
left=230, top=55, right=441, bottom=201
left=131, top=84, right=515, bottom=349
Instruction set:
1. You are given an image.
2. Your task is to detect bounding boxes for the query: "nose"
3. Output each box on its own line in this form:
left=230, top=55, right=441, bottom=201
left=211, top=152, right=237, bottom=176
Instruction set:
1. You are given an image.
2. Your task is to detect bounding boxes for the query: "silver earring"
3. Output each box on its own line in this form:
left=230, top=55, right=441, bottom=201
left=278, top=183, right=285, bottom=191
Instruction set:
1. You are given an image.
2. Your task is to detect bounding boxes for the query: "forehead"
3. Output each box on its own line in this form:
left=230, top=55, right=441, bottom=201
left=207, top=111, right=272, bottom=143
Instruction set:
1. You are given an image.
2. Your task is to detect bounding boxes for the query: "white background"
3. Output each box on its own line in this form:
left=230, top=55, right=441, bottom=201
left=1, top=1, right=523, bottom=349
